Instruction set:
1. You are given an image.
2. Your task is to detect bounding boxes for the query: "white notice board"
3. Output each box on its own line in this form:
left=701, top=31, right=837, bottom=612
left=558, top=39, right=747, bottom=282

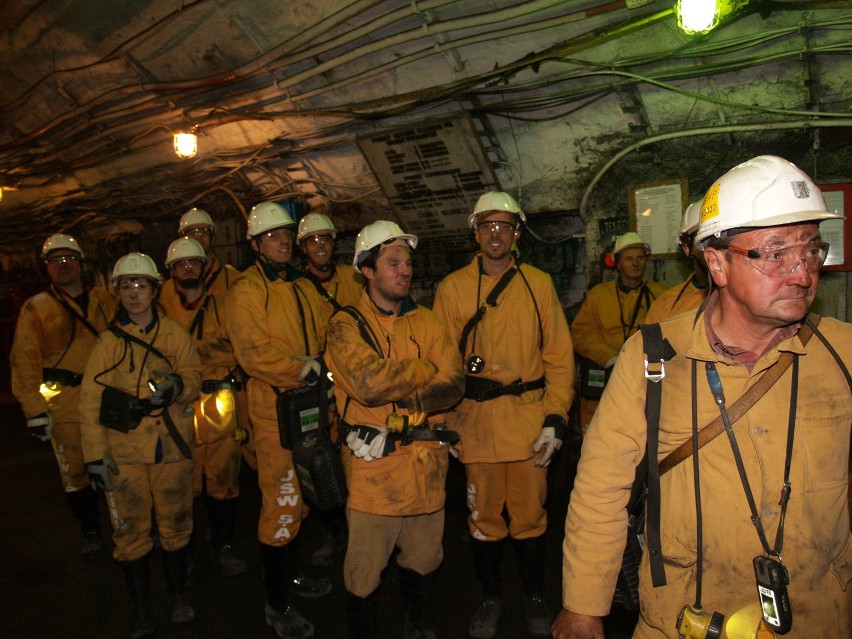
left=629, top=179, right=688, bottom=257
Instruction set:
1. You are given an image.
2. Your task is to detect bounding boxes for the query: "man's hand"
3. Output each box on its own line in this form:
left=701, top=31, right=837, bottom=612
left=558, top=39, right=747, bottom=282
left=345, top=426, right=388, bottom=462
left=149, top=373, right=183, bottom=406
left=551, top=609, right=605, bottom=639
left=26, top=413, right=53, bottom=441
left=533, top=415, right=566, bottom=468
left=87, top=456, right=120, bottom=491
left=297, top=355, right=322, bottom=386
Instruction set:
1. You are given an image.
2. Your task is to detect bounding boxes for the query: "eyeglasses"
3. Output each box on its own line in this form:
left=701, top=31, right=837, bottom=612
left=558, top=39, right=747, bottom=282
left=726, top=241, right=829, bottom=276
left=263, top=228, right=293, bottom=241
left=118, top=279, right=153, bottom=292
left=183, top=228, right=211, bottom=238
left=303, top=235, right=332, bottom=245
left=46, top=254, right=80, bottom=265
left=171, top=259, right=204, bottom=271
left=476, top=220, right=516, bottom=234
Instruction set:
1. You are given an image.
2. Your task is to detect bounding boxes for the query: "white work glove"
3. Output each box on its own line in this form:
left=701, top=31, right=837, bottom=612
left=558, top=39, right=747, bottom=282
left=297, top=355, right=322, bottom=386
left=345, top=426, right=388, bottom=462
left=149, top=372, right=183, bottom=407
left=87, top=456, right=120, bottom=491
left=27, top=412, right=53, bottom=441
left=534, top=414, right=567, bottom=468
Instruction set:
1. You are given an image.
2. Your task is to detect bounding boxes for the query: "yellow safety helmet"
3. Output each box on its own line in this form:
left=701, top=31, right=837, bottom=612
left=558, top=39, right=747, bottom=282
left=246, top=201, right=297, bottom=239
left=468, top=191, right=527, bottom=229
left=696, top=155, right=841, bottom=247
left=297, top=212, right=337, bottom=242
left=179, top=208, right=215, bottom=235
left=42, top=233, right=84, bottom=259
left=353, top=220, right=417, bottom=273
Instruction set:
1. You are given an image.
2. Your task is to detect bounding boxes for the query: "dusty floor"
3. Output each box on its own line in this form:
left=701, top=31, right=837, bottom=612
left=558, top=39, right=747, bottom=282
left=0, top=398, right=637, bottom=638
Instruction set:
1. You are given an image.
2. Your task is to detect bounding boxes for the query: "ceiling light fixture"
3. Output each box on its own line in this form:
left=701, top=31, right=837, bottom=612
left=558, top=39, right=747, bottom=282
left=173, top=131, right=198, bottom=158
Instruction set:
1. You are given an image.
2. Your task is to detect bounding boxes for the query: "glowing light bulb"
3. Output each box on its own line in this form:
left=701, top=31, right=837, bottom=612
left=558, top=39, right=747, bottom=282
left=173, top=132, right=198, bottom=158
left=677, top=0, right=720, bottom=34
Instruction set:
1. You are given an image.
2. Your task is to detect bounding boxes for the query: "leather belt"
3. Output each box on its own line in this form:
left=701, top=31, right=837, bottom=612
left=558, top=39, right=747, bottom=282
left=42, top=367, right=83, bottom=387
left=464, top=375, right=545, bottom=402
left=200, top=379, right=243, bottom=393
left=342, top=421, right=460, bottom=445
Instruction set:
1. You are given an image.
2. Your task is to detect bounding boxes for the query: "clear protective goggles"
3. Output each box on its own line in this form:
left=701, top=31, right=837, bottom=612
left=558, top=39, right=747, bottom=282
left=726, top=241, right=829, bottom=277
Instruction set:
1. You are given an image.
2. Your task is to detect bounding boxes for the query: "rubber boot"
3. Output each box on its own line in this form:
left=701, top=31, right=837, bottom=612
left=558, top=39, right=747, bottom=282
left=260, top=543, right=314, bottom=639
left=399, top=567, right=437, bottom=639
left=286, top=536, right=332, bottom=598
left=163, top=546, right=195, bottom=624
left=66, top=486, right=103, bottom=560
left=311, top=507, right=347, bottom=567
left=513, top=536, right=552, bottom=637
left=121, top=553, right=155, bottom=638
left=346, top=589, right=379, bottom=639
left=206, top=495, right=247, bottom=576
left=468, top=539, right=503, bottom=639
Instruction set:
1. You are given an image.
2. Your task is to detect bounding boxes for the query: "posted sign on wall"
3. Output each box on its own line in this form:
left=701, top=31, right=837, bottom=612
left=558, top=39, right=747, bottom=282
left=357, top=115, right=500, bottom=251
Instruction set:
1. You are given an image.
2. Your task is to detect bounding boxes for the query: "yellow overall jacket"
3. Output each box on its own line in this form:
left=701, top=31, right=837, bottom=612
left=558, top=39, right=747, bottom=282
left=433, top=256, right=575, bottom=463
left=325, top=291, right=464, bottom=516
left=562, top=305, right=852, bottom=638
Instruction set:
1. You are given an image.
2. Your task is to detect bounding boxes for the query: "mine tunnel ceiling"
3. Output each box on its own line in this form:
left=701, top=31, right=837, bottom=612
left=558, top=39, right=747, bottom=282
left=0, top=0, right=851, bottom=254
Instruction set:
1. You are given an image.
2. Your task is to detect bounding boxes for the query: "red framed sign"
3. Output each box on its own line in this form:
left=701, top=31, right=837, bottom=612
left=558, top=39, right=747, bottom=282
left=819, top=183, right=851, bottom=272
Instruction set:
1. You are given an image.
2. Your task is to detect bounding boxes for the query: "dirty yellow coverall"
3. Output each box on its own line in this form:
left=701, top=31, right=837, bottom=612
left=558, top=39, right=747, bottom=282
left=297, top=263, right=364, bottom=326
left=79, top=313, right=202, bottom=561
left=562, top=297, right=852, bottom=638
left=325, top=290, right=464, bottom=596
left=160, top=261, right=243, bottom=500
left=644, top=274, right=707, bottom=324
left=225, top=261, right=325, bottom=546
left=571, top=278, right=664, bottom=431
left=433, top=256, right=574, bottom=541
left=11, top=285, right=116, bottom=492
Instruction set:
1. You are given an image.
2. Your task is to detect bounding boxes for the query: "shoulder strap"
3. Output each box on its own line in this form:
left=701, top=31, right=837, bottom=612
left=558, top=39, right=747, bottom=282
left=459, top=266, right=517, bottom=355
left=640, top=323, right=676, bottom=588
left=205, top=263, right=223, bottom=293
left=338, top=306, right=382, bottom=355
left=108, top=325, right=172, bottom=366
left=305, top=273, right=344, bottom=313
left=52, top=286, right=100, bottom=337
left=659, top=314, right=820, bottom=476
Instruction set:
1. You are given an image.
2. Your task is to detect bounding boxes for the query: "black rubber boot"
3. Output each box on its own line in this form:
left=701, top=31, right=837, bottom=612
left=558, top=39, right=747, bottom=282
left=469, top=539, right=503, bottom=639
left=399, top=567, right=437, bottom=639
left=66, top=487, right=103, bottom=560
left=346, top=588, right=379, bottom=639
left=286, top=536, right=332, bottom=599
left=206, top=495, right=247, bottom=576
left=513, top=536, right=552, bottom=637
left=260, top=543, right=314, bottom=639
left=163, top=546, right=195, bottom=624
left=121, top=553, right=155, bottom=638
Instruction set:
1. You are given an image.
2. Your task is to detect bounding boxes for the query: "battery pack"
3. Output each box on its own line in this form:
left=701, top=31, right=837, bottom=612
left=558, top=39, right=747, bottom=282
left=292, top=433, right=347, bottom=510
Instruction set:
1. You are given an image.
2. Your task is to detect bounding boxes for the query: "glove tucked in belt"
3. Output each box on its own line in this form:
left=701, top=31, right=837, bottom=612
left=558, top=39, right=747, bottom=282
left=463, top=375, right=545, bottom=402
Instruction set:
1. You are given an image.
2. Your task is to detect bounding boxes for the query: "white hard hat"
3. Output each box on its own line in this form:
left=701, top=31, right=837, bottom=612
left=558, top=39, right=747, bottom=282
left=165, top=238, right=208, bottom=268
left=679, top=201, right=702, bottom=237
left=246, top=201, right=297, bottom=239
left=696, top=155, right=841, bottom=246
left=297, top=213, right=337, bottom=242
left=112, top=252, right=162, bottom=285
left=613, top=231, right=650, bottom=257
left=179, top=208, right=215, bottom=234
left=468, top=191, right=527, bottom=229
left=42, top=233, right=84, bottom=259
left=353, top=220, right=418, bottom=273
